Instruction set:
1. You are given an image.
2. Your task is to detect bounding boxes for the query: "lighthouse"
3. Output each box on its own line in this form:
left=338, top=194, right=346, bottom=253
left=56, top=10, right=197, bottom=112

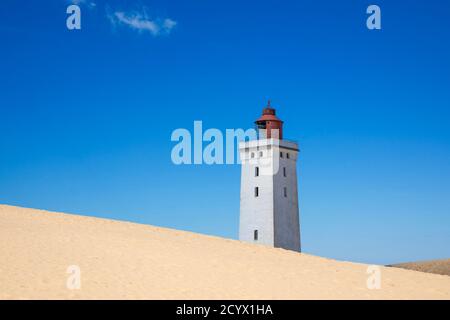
left=239, top=101, right=301, bottom=252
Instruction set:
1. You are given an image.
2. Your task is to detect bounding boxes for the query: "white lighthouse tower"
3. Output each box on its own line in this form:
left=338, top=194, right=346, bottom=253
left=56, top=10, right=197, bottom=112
left=239, top=101, right=301, bottom=252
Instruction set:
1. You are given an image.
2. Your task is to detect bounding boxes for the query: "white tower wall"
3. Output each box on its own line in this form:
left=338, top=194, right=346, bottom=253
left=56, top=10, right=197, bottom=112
left=239, top=138, right=301, bottom=252
left=273, top=146, right=300, bottom=251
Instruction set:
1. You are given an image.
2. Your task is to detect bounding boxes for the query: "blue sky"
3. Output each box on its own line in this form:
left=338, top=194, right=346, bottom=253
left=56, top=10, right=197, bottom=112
left=1, top=0, right=449, bottom=265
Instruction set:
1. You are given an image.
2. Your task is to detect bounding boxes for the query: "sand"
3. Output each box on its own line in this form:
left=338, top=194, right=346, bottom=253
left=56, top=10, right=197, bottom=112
left=0, top=204, right=449, bottom=300
left=390, top=259, right=450, bottom=277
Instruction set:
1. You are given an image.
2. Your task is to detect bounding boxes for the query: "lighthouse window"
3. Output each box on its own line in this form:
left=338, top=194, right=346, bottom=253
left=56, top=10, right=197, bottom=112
left=254, top=187, right=259, bottom=197
left=255, top=167, right=259, bottom=177
left=280, top=152, right=283, bottom=158
left=286, top=153, right=290, bottom=159
left=283, top=167, right=286, bottom=177
left=254, top=230, right=258, bottom=241
left=284, top=187, right=287, bottom=197
left=259, top=151, right=263, bottom=157
left=251, top=152, right=255, bottom=158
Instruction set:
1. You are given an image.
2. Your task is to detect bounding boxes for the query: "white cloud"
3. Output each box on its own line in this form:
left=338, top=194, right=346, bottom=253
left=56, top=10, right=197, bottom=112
left=163, top=18, right=177, bottom=31
left=108, top=10, right=177, bottom=36
left=67, top=0, right=96, bottom=9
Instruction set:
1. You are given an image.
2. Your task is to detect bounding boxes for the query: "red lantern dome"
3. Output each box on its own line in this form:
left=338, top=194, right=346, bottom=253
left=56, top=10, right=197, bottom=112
left=255, top=100, right=283, bottom=139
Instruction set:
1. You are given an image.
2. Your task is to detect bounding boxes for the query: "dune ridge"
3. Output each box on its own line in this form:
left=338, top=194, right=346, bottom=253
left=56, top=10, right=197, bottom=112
left=1, top=204, right=449, bottom=299
left=390, top=259, right=450, bottom=277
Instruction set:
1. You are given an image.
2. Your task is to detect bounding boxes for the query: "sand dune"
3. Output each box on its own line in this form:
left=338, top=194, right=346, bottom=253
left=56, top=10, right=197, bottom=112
left=390, top=259, right=450, bottom=277
left=0, top=204, right=449, bottom=299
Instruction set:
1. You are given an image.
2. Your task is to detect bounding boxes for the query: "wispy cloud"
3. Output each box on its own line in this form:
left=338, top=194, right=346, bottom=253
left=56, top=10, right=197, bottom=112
left=67, top=0, right=96, bottom=9
left=68, top=0, right=85, bottom=4
left=108, top=10, right=177, bottom=36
